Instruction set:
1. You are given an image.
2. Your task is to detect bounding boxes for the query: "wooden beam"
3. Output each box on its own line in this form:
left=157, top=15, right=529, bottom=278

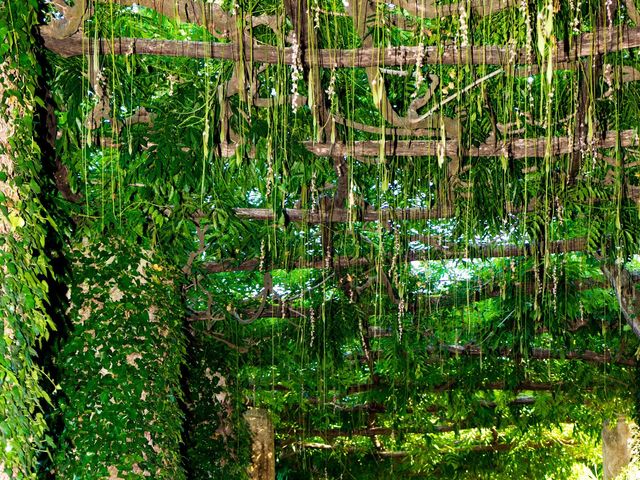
left=355, top=342, right=634, bottom=367
left=41, top=26, right=640, bottom=67
left=295, top=396, right=537, bottom=415
left=282, top=415, right=582, bottom=440
left=230, top=204, right=456, bottom=223
left=275, top=388, right=617, bottom=422
left=202, top=255, right=371, bottom=274
left=303, top=130, right=637, bottom=160
left=282, top=439, right=572, bottom=457
left=285, top=425, right=458, bottom=439
left=201, top=239, right=589, bottom=275
left=345, top=379, right=615, bottom=395
left=282, top=410, right=585, bottom=442
left=377, top=439, right=571, bottom=455
left=392, top=0, right=516, bottom=18
left=188, top=304, right=307, bottom=322
left=189, top=278, right=609, bottom=324
left=413, top=278, right=609, bottom=310
left=258, top=375, right=626, bottom=411
left=49, top=0, right=513, bottom=41
left=424, top=345, right=636, bottom=366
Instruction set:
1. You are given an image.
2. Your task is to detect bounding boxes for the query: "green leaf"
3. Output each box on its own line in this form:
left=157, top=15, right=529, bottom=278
left=24, top=294, right=35, bottom=310
left=8, top=212, right=25, bottom=229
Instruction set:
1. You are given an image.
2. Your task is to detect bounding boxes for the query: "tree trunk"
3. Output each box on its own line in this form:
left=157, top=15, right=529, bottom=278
left=53, top=239, right=186, bottom=479
left=603, top=418, right=632, bottom=480
left=0, top=2, right=55, bottom=477
left=244, top=408, right=275, bottom=480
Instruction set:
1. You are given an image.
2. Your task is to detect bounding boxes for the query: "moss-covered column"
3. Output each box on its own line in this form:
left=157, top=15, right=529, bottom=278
left=53, top=239, right=186, bottom=479
left=0, top=2, right=56, bottom=477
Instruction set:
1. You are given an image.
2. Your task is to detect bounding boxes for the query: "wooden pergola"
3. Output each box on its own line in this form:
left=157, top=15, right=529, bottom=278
left=2, top=0, right=639, bottom=477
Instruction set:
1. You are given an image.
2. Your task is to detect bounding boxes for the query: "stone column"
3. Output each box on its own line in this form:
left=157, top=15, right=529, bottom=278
left=603, top=418, right=632, bottom=480
left=53, top=240, right=186, bottom=479
left=243, top=408, right=275, bottom=480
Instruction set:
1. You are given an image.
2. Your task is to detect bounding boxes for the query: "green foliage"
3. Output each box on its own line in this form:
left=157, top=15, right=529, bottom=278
left=212, top=255, right=636, bottom=478
left=0, top=0, right=56, bottom=476
left=276, top=426, right=602, bottom=480
left=52, top=239, right=186, bottom=479
left=183, top=338, right=251, bottom=479
left=41, top=0, right=640, bottom=477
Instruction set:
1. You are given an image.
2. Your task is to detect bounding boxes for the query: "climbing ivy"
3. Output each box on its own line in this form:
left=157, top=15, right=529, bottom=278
left=0, top=0, right=56, bottom=477
left=52, top=238, right=186, bottom=479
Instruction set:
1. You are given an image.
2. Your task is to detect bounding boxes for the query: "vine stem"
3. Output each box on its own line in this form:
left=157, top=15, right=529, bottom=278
left=422, top=68, right=504, bottom=118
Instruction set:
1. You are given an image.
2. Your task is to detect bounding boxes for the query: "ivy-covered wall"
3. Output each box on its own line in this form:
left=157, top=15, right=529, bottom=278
left=0, top=1, right=56, bottom=476
left=52, top=239, right=186, bottom=479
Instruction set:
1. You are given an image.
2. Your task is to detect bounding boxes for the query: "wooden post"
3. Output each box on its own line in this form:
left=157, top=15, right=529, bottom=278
left=603, top=418, right=632, bottom=480
left=244, top=408, right=275, bottom=480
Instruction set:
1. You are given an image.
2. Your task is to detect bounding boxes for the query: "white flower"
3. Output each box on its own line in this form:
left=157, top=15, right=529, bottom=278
left=458, top=4, right=469, bottom=48
left=325, top=68, right=337, bottom=97
left=290, top=33, right=302, bottom=113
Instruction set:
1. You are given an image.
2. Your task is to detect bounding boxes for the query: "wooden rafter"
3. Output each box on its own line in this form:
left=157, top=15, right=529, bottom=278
left=201, top=239, right=590, bottom=275
left=202, top=255, right=370, bottom=274
left=41, top=26, right=640, bottom=67
left=283, top=439, right=574, bottom=457
left=251, top=375, right=629, bottom=396
left=44, top=0, right=514, bottom=41
left=385, top=0, right=516, bottom=18
left=189, top=278, right=610, bottom=325
left=345, top=379, right=623, bottom=395
left=231, top=204, right=454, bottom=223
left=303, top=130, right=637, bottom=159
left=424, top=345, right=634, bottom=366
left=351, top=347, right=635, bottom=366
left=282, top=417, right=586, bottom=440
left=284, top=425, right=459, bottom=439
left=291, top=395, right=538, bottom=415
